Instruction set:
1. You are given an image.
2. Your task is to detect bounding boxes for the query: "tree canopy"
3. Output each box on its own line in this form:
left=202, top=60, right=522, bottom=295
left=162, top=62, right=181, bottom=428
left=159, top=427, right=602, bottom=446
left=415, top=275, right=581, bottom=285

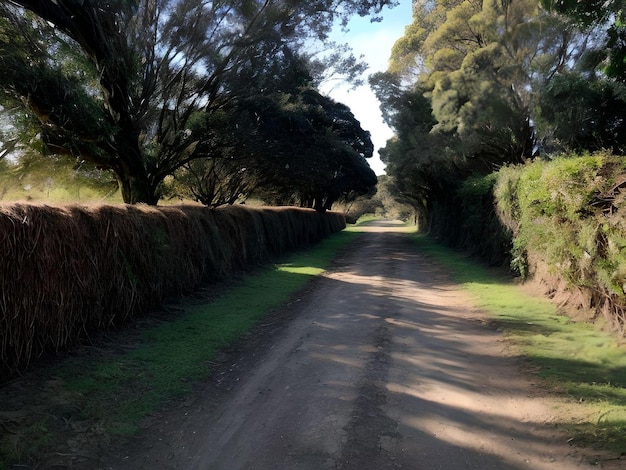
left=0, top=0, right=392, bottom=205
left=373, top=0, right=625, bottom=225
left=171, top=80, right=377, bottom=210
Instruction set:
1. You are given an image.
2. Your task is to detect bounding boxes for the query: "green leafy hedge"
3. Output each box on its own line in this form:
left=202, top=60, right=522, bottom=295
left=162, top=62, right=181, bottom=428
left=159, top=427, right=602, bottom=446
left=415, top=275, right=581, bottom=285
left=426, top=174, right=513, bottom=267
left=494, top=152, right=626, bottom=334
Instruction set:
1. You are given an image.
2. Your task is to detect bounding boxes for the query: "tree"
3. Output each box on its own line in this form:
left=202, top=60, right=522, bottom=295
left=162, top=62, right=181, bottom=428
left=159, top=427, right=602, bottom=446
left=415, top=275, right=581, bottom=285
left=541, top=0, right=626, bottom=81
left=534, top=1, right=626, bottom=154
left=241, top=87, right=377, bottom=212
left=538, top=73, right=626, bottom=154
left=371, top=74, right=444, bottom=224
left=372, top=0, right=580, bottom=229
left=164, top=47, right=377, bottom=210
left=422, top=0, right=579, bottom=165
left=171, top=157, right=259, bottom=207
left=0, top=0, right=396, bottom=204
left=385, top=0, right=578, bottom=163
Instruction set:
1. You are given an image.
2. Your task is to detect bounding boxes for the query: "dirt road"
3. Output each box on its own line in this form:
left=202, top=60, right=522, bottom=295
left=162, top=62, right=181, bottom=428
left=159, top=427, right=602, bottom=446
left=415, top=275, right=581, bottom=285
left=99, top=222, right=600, bottom=469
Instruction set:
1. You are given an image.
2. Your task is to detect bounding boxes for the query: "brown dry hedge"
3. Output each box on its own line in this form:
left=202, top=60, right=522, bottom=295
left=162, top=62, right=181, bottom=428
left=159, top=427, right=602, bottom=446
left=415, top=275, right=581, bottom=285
left=0, top=203, right=345, bottom=380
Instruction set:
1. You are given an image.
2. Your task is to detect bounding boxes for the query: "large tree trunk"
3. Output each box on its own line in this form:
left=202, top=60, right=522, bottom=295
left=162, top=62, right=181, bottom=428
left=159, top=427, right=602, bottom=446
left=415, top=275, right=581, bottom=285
left=115, top=170, right=156, bottom=205
left=113, top=157, right=157, bottom=204
left=111, top=132, right=157, bottom=205
left=14, top=1, right=156, bottom=204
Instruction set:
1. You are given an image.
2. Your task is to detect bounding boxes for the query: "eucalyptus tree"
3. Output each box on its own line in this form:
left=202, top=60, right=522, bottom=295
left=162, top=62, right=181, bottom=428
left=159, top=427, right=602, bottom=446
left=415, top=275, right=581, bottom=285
left=0, top=0, right=396, bottom=204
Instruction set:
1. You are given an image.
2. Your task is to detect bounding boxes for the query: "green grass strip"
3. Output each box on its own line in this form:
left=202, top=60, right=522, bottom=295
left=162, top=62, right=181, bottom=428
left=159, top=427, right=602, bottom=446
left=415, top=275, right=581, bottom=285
left=58, top=230, right=360, bottom=437
left=412, top=234, right=626, bottom=453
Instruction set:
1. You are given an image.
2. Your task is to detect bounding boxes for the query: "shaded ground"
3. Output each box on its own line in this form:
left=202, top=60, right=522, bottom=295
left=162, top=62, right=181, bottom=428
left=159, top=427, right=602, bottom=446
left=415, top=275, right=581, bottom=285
left=91, top=221, right=616, bottom=469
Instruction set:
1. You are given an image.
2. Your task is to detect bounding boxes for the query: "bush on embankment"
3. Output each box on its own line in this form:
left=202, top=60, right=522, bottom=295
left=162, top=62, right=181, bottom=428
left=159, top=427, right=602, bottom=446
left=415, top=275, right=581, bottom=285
left=424, top=151, right=626, bottom=335
left=0, top=203, right=345, bottom=380
left=494, top=152, right=626, bottom=335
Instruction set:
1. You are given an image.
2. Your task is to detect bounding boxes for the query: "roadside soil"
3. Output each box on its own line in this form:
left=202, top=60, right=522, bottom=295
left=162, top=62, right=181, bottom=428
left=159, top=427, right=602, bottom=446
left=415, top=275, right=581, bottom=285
left=88, top=221, right=619, bottom=469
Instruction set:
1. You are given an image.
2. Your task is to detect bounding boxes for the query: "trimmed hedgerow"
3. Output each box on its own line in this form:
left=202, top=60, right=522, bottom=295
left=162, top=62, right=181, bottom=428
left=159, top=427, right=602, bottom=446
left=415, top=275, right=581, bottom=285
left=0, top=203, right=345, bottom=379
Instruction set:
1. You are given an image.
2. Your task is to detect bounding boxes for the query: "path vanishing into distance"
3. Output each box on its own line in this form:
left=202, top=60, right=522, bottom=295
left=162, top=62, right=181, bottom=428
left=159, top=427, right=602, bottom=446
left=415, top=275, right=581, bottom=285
left=98, top=221, right=601, bottom=470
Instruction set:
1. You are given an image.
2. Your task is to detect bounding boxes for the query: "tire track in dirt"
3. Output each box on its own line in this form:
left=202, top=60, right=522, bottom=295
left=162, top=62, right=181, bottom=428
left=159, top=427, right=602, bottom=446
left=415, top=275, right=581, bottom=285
left=337, top=323, right=398, bottom=470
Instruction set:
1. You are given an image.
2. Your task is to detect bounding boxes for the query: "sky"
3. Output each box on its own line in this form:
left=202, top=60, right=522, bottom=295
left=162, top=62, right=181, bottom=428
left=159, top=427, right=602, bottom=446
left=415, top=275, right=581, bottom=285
left=321, top=0, right=414, bottom=175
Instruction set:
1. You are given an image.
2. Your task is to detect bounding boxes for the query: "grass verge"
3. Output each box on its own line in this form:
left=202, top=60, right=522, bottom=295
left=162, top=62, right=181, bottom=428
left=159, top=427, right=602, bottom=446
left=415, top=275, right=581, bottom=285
left=0, top=229, right=361, bottom=469
left=412, top=234, right=626, bottom=454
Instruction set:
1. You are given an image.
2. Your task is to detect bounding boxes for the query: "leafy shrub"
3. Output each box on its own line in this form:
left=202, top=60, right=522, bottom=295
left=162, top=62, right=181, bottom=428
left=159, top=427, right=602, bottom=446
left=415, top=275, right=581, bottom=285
left=425, top=173, right=512, bottom=267
left=494, top=151, right=626, bottom=333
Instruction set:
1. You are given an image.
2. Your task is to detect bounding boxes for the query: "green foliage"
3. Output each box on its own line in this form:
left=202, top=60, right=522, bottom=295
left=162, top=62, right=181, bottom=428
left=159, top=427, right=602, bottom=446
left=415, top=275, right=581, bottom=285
left=541, top=0, right=626, bottom=82
left=241, top=88, right=377, bottom=211
left=458, top=173, right=498, bottom=198
left=376, top=0, right=626, bottom=234
left=538, top=73, right=626, bottom=154
left=453, top=173, right=513, bottom=265
left=0, top=1, right=393, bottom=204
left=411, top=0, right=562, bottom=164
left=370, top=73, right=446, bottom=221
left=376, top=0, right=580, bottom=232
left=139, top=58, right=378, bottom=210
left=494, top=152, right=626, bottom=331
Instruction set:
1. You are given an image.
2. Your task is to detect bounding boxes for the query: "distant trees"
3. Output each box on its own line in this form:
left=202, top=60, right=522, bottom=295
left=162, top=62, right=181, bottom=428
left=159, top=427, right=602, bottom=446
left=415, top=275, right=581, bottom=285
left=168, top=51, right=377, bottom=210
left=370, top=72, right=439, bottom=220
left=0, top=0, right=389, bottom=206
left=247, top=88, right=376, bottom=211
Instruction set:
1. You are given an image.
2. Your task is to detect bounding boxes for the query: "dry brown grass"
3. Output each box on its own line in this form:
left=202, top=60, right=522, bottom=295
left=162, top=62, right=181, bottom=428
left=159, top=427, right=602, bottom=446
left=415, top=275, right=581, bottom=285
left=0, top=203, right=345, bottom=380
